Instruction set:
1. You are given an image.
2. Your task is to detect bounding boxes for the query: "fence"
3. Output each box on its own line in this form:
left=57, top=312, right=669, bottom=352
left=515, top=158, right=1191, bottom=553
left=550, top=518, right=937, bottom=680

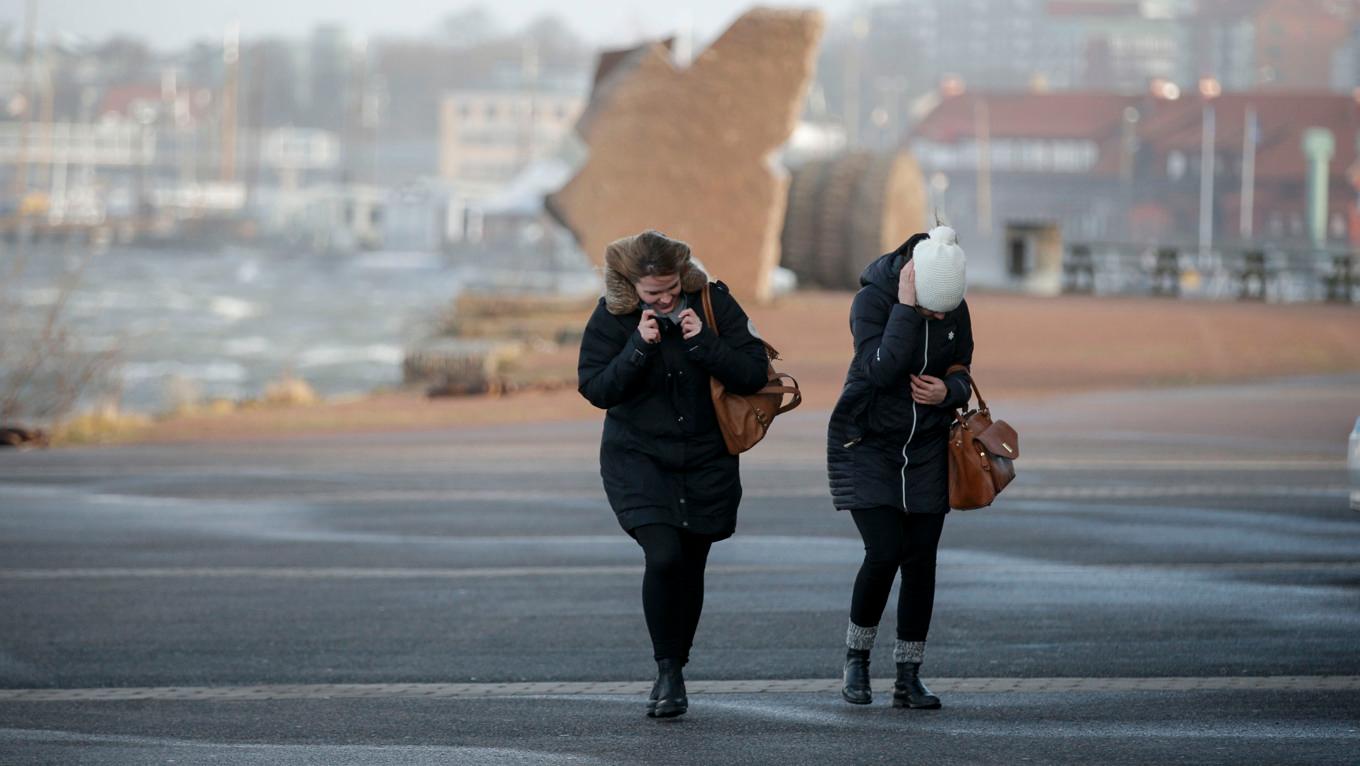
left=1063, top=242, right=1357, bottom=303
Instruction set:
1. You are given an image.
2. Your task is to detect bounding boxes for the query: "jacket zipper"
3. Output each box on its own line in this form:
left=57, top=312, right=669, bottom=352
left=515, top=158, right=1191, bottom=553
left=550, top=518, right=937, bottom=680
left=900, top=319, right=929, bottom=511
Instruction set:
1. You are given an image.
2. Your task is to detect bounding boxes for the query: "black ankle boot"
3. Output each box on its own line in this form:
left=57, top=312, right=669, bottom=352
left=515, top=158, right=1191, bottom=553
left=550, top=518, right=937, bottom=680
left=841, top=648, right=872, bottom=705
left=646, top=674, right=660, bottom=715
left=892, top=662, right=941, bottom=709
left=650, top=658, right=687, bottom=718
left=647, top=657, right=686, bottom=714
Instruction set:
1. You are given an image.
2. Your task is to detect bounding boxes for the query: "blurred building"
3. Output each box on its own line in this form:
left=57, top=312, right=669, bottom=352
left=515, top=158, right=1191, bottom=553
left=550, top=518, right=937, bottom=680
left=246, top=39, right=309, bottom=129
left=832, top=0, right=1360, bottom=149
left=438, top=87, right=584, bottom=200
left=1046, top=0, right=1189, bottom=90
left=909, top=89, right=1360, bottom=285
left=0, top=15, right=598, bottom=256
left=0, top=58, right=27, bottom=104
left=866, top=0, right=1046, bottom=94
left=1189, top=0, right=1356, bottom=89
left=306, top=25, right=353, bottom=133
left=848, top=0, right=1189, bottom=148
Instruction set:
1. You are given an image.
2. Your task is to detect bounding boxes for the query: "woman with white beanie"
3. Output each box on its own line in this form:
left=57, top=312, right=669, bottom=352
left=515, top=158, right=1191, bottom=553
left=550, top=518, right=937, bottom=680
left=825, top=225, right=975, bottom=709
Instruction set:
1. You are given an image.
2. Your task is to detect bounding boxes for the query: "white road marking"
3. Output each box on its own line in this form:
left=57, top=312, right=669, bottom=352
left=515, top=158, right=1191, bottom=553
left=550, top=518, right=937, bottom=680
left=2, top=676, right=1358, bottom=702
left=1, top=560, right=1357, bottom=580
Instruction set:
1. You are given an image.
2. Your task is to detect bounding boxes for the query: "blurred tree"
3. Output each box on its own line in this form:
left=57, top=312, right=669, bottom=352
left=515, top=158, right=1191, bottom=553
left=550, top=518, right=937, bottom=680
left=522, top=14, right=582, bottom=53
left=93, top=35, right=155, bottom=85
left=181, top=41, right=225, bottom=89
left=244, top=38, right=304, bottom=128
left=441, top=7, right=501, bottom=48
left=0, top=249, right=121, bottom=431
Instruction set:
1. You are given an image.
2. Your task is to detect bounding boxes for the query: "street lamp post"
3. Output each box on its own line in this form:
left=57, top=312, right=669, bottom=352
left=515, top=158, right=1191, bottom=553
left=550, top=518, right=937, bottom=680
left=1197, top=77, right=1220, bottom=263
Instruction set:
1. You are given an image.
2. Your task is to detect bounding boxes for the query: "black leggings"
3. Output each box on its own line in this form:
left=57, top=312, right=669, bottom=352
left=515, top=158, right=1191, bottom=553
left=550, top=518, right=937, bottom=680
left=849, top=509, right=946, bottom=641
left=633, top=524, right=714, bottom=663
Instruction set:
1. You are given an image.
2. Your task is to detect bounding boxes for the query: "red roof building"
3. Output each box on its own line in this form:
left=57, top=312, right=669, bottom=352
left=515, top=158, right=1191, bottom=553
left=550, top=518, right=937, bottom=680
left=97, top=84, right=164, bottom=122
left=910, top=89, right=1360, bottom=269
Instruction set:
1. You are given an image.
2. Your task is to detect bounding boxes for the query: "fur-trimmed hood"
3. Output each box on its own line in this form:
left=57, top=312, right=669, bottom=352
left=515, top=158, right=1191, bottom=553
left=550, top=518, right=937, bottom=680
left=603, top=262, right=710, bottom=315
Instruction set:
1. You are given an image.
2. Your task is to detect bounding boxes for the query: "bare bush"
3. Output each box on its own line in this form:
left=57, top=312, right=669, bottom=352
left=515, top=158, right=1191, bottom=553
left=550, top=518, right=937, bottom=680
left=0, top=240, right=123, bottom=432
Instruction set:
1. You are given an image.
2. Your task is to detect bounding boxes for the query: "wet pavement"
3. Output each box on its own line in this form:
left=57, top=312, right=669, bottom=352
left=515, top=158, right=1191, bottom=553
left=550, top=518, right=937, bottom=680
left=1, top=374, right=1358, bottom=764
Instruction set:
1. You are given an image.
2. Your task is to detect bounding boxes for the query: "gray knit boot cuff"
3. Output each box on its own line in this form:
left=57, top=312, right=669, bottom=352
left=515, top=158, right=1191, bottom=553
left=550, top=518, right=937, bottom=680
left=893, top=640, right=926, bottom=664
left=846, top=621, right=878, bottom=651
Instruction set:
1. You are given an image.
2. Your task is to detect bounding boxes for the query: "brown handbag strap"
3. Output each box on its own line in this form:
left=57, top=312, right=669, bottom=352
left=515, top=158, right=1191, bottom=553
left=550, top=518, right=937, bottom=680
left=762, top=373, right=802, bottom=414
left=945, top=363, right=987, bottom=412
left=700, top=282, right=718, bottom=333
left=702, top=283, right=785, bottom=362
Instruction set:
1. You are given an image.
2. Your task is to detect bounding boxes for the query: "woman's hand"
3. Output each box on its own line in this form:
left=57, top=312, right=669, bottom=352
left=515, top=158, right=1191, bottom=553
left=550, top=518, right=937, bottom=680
left=898, top=259, right=917, bottom=307
left=638, top=310, right=661, bottom=344
left=910, top=374, right=947, bottom=405
left=677, top=308, right=703, bottom=340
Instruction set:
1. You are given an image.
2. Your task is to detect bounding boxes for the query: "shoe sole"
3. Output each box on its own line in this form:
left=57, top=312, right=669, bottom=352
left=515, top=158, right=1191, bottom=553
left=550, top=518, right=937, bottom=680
left=841, top=691, right=872, bottom=705
left=651, top=703, right=687, bottom=718
left=892, top=699, right=942, bottom=709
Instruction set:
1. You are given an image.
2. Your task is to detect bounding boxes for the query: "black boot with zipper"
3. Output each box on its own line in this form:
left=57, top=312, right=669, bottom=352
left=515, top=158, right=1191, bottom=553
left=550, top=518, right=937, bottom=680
left=649, top=658, right=688, bottom=718
left=841, top=648, right=873, bottom=704
left=892, top=662, right=941, bottom=709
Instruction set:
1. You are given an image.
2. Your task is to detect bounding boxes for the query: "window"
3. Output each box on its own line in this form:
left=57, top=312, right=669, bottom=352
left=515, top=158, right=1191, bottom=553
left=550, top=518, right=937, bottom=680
left=1052, top=141, right=1095, bottom=172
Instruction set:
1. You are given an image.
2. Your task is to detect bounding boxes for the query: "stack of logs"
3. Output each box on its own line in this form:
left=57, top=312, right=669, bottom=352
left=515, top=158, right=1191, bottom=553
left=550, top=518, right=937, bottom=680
left=402, top=292, right=598, bottom=397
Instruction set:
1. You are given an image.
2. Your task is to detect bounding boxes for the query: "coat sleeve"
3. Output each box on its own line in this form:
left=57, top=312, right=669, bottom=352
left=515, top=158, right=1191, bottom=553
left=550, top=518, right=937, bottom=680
left=852, top=288, right=924, bottom=389
left=684, top=287, right=770, bottom=395
left=577, top=304, right=655, bottom=409
left=938, top=299, right=974, bottom=410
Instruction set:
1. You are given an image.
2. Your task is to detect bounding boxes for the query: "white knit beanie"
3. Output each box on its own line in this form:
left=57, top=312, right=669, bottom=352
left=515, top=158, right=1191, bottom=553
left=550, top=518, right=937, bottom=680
left=912, top=225, right=967, bottom=313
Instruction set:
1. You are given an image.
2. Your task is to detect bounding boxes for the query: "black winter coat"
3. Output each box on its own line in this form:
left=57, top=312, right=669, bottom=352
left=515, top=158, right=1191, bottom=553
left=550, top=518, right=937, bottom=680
left=826, top=246, right=974, bottom=514
left=578, top=283, right=769, bottom=539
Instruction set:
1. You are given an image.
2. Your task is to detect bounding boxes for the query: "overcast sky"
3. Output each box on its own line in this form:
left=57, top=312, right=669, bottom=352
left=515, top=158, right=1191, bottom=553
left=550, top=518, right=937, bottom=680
left=0, top=1, right=858, bottom=50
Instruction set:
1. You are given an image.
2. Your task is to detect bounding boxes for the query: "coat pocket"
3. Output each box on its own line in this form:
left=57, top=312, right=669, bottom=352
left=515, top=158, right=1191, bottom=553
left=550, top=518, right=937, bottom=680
left=600, top=441, right=667, bottom=513
left=849, top=437, right=905, bottom=509
left=684, top=450, right=740, bottom=505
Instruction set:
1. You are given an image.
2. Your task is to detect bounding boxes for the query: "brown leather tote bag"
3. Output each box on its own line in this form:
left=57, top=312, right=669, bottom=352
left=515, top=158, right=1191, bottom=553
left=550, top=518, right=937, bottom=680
left=700, top=283, right=801, bottom=455
left=946, top=366, right=1019, bottom=510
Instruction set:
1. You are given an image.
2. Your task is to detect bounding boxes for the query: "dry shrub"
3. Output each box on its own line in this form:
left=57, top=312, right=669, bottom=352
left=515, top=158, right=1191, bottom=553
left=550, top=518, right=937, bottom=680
left=1, top=243, right=122, bottom=438
left=261, top=373, right=319, bottom=407
left=49, top=404, right=151, bottom=445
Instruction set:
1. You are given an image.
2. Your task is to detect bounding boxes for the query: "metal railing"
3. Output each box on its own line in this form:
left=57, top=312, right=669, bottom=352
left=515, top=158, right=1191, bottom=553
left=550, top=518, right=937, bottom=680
left=1063, top=242, right=1358, bottom=303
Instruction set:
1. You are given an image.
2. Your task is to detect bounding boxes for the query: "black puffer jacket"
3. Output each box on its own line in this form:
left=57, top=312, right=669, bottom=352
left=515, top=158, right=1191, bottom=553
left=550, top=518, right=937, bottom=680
left=826, top=242, right=974, bottom=513
left=578, top=282, right=769, bottom=539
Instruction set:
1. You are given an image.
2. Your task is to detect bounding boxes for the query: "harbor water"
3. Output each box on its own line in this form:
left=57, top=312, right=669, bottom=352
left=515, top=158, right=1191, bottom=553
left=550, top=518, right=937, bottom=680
left=2, top=243, right=597, bottom=414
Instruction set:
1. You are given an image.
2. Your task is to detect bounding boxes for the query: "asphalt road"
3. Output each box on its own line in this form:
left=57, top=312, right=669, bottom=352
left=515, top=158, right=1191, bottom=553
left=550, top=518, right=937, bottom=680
left=1, top=374, right=1358, bottom=765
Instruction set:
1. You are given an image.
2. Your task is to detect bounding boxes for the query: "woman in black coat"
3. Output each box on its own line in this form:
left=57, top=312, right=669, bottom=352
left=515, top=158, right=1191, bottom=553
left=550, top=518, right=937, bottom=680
left=577, top=230, right=769, bottom=718
left=826, top=226, right=974, bottom=709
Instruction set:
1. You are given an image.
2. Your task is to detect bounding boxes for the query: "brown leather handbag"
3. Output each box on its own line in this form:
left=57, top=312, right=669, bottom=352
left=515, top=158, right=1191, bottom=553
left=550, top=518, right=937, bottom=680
left=946, top=366, right=1019, bottom=510
left=700, top=283, right=801, bottom=454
